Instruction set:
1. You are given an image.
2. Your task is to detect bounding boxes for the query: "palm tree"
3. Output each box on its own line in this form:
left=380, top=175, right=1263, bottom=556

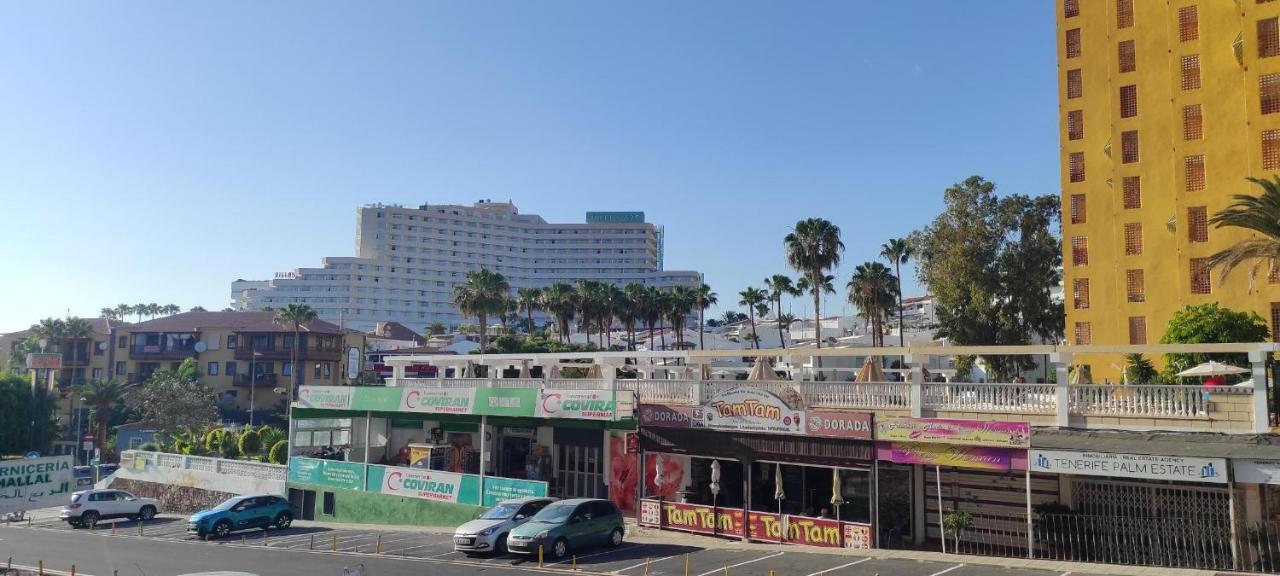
left=784, top=219, right=844, bottom=354
left=274, top=303, right=318, bottom=401
left=1205, top=176, right=1280, bottom=282
left=133, top=303, right=148, bottom=322
left=656, top=289, right=674, bottom=351
left=847, top=262, right=899, bottom=347
left=31, top=318, right=66, bottom=348
left=540, top=282, right=578, bottom=343
left=880, top=238, right=911, bottom=347
left=189, top=305, right=207, bottom=312
left=164, top=304, right=181, bottom=316
left=427, top=322, right=447, bottom=335
left=796, top=274, right=836, bottom=342
left=764, top=275, right=797, bottom=348
left=147, top=303, right=161, bottom=319
left=81, top=378, right=131, bottom=455
left=113, top=304, right=132, bottom=322
left=695, top=283, right=717, bottom=350
left=453, top=269, right=510, bottom=351
left=666, top=286, right=697, bottom=350
left=100, top=307, right=117, bottom=321
left=621, top=284, right=646, bottom=351
left=777, top=313, right=798, bottom=338
left=738, top=287, right=768, bottom=349
left=636, top=285, right=662, bottom=350
left=516, top=287, right=543, bottom=335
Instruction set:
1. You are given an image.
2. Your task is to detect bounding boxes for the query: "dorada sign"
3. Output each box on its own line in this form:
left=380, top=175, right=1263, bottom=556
left=1030, top=449, right=1227, bottom=484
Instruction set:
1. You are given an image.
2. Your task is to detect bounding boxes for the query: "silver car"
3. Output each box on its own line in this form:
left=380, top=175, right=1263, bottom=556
left=453, top=497, right=555, bottom=555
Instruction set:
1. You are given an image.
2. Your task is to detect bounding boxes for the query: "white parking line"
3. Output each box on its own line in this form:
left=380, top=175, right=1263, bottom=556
left=549, top=543, right=641, bottom=565
left=693, top=551, right=785, bottom=576
left=612, top=553, right=680, bottom=573
left=428, top=550, right=460, bottom=558
left=802, top=557, right=872, bottom=576
left=927, top=564, right=965, bottom=576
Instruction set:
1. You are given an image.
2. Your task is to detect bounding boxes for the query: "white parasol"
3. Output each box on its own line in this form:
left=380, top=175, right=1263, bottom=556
left=1176, top=360, right=1250, bottom=378
left=747, top=357, right=773, bottom=381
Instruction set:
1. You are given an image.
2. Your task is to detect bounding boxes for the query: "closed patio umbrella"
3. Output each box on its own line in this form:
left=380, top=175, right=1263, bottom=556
left=747, top=357, right=772, bottom=381
left=830, top=468, right=845, bottom=522
left=855, top=356, right=886, bottom=382
left=519, top=361, right=531, bottom=379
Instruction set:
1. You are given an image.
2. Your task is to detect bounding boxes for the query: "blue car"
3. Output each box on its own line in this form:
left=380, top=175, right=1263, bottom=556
left=187, top=494, right=293, bottom=539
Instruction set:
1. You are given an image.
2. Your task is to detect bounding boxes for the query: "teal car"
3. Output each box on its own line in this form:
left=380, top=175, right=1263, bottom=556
left=187, top=494, right=293, bottom=539
left=506, top=498, right=624, bottom=559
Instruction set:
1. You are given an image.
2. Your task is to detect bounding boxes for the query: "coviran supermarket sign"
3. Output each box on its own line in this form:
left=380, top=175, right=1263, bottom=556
left=297, top=386, right=615, bottom=420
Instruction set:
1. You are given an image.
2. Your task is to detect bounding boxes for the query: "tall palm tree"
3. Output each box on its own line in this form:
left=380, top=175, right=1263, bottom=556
left=516, top=287, right=543, bottom=335
left=847, top=262, right=899, bottom=347
left=667, top=286, right=697, bottom=350
left=695, top=283, right=717, bottom=350
left=133, top=303, right=148, bottom=323
left=796, top=274, right=836, bottom=341
left=1205, top=176, right=1280, bottom=283
left=147, top=303, right=161, bottom=319
left=114, top=304, right=132, bottom=322
left=777, top=313, right=798, bottom=337
left=880, top=238, right=912, bottom=347
left=540, top=282, right=578, bottom=343
left=188, top=305, right=207, bottom=312
left=274, top=303, right=318, bottom=400
left=656, top=289, right=674, bottom=351
left=81, top=378, right=130, bottom=455
left=738, top=287, right=768, bottom=349
left=31, top=318, right=66, bottom=348
left=164, top=304, right=181, bottom=316
left=784, top=219, right=844, bottom=354
left=764, top=274, right=798, bottom=348
left=100, top=307, right=118, bottom=321
left=453, top=269, right=510, bottom=351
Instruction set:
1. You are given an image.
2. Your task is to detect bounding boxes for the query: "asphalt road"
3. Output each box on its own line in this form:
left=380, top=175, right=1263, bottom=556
left=0, top=515, right=1107, bottom=576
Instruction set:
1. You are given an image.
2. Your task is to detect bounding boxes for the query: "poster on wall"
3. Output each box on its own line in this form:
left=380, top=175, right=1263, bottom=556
left=886, top=442, right=1012, bottom=471
left=377, top=466, right=469, bottom=503
left=643, top=453, right=689, bottom=501
left=1234, top=459, right=1280, bottom=485
left=481, top=477, right=549, bottom=506
left=399, top=388, right=474, bottom=414
left=876, top=417, right=1029, bottom=447
left=297, top=386, right=354, bottom=410
left=609, top=431, right=639, bottom=512
left=0, top=456, right=73, bottom=515
left=288, top=457, right=366, bottom=491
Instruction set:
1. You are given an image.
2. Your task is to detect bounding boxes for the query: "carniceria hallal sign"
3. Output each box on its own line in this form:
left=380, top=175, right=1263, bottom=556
left=1029, top=449, right=1227, bottom=484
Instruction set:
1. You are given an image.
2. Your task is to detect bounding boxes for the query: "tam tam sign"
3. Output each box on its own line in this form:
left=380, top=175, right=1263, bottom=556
left=638, top=500, right=871, bottom=549
left=1030, top=449, right=1226, bottom=484
left=876, top=417, right=1029, bottom=448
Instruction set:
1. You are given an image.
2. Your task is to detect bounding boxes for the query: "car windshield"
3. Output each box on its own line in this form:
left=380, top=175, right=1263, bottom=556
left=531, top=503, right=576, bottom=523
left=480, top=502, right=522, bottom=520
left=212, top=498, right=245, bottom=511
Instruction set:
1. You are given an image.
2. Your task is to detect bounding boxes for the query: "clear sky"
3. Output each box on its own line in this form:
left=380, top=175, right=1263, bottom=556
left=0, top=1, right=1058, bottom=333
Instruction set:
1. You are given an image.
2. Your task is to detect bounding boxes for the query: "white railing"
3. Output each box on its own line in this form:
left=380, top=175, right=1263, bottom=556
left=1069, top=384, right=1212, bottom=417
left=622, top=379, right=698, bottom=405
left=121, top=450, right=286, bottom=482
left=545, top=378, right=610, bottom=390
left=805, top=381, right=912, bottom=410
left=923, top=382, right=1057, bottom=414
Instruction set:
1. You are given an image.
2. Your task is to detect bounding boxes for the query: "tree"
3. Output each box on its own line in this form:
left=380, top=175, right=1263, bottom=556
left=667, top=286, right=697, bottom=349
left=274, top=303, right=318, bottom=403
left=81, top=379, right=131, bottom=455
left=540, top=282, right=578, bottom=344
left=189, top=305, right=208, bottom=312
left=135, top=358, right=218, bottom=439
left=785, top=219, right=845, bottom=355
left=847, top=262, right=899, bottom=347
left=0, top=373, right=58, bottom=455
left=639, top=286, right=664, bottom=350
left=1160, top=303, right=1269, bottom=375
left=764, top=275, right=797, bottom=348
left=427, top=322, right=447, bottom=336
left=621, top=284, right=647, bottom=351
left=454, top=269, right=510, bottom=351
left=911, top=176, right=1063, bottom=380
left=516, top=287, right=543, bottom=336
left=777, top=313, right=798, bottom=337
left=696, top=283, right=717, bottom=350
left=1205, top=176, right=1280, bottom=284
left=1124, top=354, right=1158, bottom=385
left=738, top=287, right=768, bottom=349
left=796, top=274, right=836, bottom=344
left=880, top=238, right=912, bottom=347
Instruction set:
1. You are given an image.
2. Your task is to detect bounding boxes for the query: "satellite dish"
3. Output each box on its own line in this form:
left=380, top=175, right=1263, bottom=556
left=96, top=342, right=107, bottom=352
left=194, top=342, right=208, bottom=353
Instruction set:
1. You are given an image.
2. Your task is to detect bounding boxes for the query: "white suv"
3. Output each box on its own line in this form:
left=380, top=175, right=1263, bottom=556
left=60, top=489, right=160, bottom=527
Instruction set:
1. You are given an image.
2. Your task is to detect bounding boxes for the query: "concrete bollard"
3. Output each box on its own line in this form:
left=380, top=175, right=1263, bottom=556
left=38, top=560, right=43, bottom=576
left=309, top=534, right=315, bottom=550
left=111, top=522, right=116, bottom=535
left=643, top=557, right=650, bottom=576
left=70, top=565, right=76, bottom=576
left=241, top=534, right=246, bottom=545
left=262, top=530, right=268, bottom=546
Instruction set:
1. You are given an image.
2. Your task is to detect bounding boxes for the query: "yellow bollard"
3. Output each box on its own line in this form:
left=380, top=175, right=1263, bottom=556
left=139, top=521, right=144, bottom=537
left=309, top=534, right=314, bottom=550
left=643, top=557, right=650, bottom=576
left=263, top=530, right=268, bottom=546
left=572, top=555, right=577, bottom=571
left=376, top=534, right=382, bottom=554
left=90, top=522, right=95, bottom=532
left=684, top=554, right=690, bottom=576
left=538, top=545, right=544, bottom=568
left=112, top=522, right=116, bottom=535
left=769, top=571, right=775, bottom=576
left=38, top=560, right=43, bottom=576
left=241, top=534, right=246, bottom=545
left=71, top=565, right=76, bottom=576
left=724, top=566, right=730, bottom=576
left=332, top=534, right=337, bottom=551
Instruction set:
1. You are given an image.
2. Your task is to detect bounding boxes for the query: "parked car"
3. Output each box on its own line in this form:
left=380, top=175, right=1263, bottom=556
left=506, top=498, right=624, bottom=559
left=453, top=497, right=556, bottom=555
left=187, top=494, right=293, bottom=539
left=60, top=489, right=159, bottom=528
left=72, top=466, right=94, bottom=488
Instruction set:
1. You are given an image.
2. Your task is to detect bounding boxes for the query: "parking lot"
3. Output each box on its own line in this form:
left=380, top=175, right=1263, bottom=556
left=3, top=514, right=1115, bottom=576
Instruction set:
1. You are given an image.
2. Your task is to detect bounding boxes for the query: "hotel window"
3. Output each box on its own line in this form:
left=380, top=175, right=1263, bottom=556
left=1262, top=74, right=1280, bottom=114
left=1183, top=104, right=1202, bottom=140
left=1120, top=85, right=1138, bottom=118
left=226, top=334, right=237, bottom=349
left=225, top=362, right=236, bottom=376
left=207, top=362, right=218, bottom=376
left=1185, top=155, right=1206, bottom=191
left=1070, top=194, right=1087, bottom=223
left=1116, top=0, right=1133, bottom=28
left=1074, top=322, right=1092, bottom=345
left=1072, top=236, right=1089, bottom=265
left=1190, top=258, right=1212, bottom=294
left=1124, top=223, right=1143, bottom=255
left=1067, top=69, right=1083, bottom=98
left=1261, top=18, right=1280, bottom=58
left=1127, top=269, right=1145, bottom=302
left=1073, top=278, right=1090, bottom=309
left=1069, top=152, right=1086, bottom=182
left=1067, top=28, right=1082, bottom=58
left=1121, top=130, right=1139, bottom=163
left=1122, top=176, right=1142, bottom=209
left=1119, top=40, right=1136, bottom=72
left=1129, top=317, right=1148, bottom=345
left=1067, top=110, right=1084, bottom=140
left=1189, top=206, right=1209, bottom=242
left=282, top=361, right=293, bottom=377
left=1181, top=55, right=1201, bottom=90
left=115, top=361, right=126, bottom=375
left=1179, top=6, right=1199, bottom=42
left=1265, top=130, right=1280, bottom=169
left=1065, top=0, right=1079, bottom=18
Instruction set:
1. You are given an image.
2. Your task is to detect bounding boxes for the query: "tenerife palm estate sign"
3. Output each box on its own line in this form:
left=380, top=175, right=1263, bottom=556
left=638, top=387, right=872, bottom=439
left=875, top=417, right=1030, bottom=448
left=1029, top=450, right=1227, bottom=484
left=0, top=456, right=74, bottom=514
left=296, top=386, right=616, bottom=421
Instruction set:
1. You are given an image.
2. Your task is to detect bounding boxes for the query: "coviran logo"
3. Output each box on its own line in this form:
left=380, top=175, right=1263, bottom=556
left=542, top=392, right=615, bottom=418
left=403, top=390, right=470, bottom=412
left=384, top=470, right=456, bottom=500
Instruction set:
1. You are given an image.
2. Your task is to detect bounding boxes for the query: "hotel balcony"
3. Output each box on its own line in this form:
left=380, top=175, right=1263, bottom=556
left=129, top=343, right=198, bottom=360
left=233, top=347, right=341, bottom=362
left=235, top=373, right=280, bottom=388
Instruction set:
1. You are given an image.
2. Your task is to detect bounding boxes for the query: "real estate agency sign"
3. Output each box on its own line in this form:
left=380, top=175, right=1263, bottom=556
left=1030, top=449, right=1227, bottom=484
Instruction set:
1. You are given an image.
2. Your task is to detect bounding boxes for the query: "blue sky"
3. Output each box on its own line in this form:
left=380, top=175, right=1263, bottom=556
left=0, top=1, right=1058, bottom=333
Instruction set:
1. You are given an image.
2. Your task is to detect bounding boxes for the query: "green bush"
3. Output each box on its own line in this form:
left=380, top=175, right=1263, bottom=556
left=267, top=440, right=288, bottom=464
left=238, top=429, right=263, bottom=455
left=257, top=426, right=285, bottom=450
left=138, top=442, right=159, bottom=452
left=218, top=431, right=239, bottom=459
left=204, top=429, right=224, bottom=453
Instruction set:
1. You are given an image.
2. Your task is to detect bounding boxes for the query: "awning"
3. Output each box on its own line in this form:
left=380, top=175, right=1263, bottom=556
left=640, top=426, right=873, bottom=467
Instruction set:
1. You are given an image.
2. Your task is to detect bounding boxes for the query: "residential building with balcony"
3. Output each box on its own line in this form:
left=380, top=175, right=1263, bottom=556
left=230, top=201, right=702, bottom=333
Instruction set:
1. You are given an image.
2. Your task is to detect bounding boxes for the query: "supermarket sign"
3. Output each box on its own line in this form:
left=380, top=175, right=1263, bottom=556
left=296, top=386, right=618, bottom=420
left=539, top=389, right=617, bottom=420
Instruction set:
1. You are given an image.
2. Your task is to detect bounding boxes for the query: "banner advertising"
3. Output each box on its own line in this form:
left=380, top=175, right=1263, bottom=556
left=474, top=388, right=538, bottom=418
left=481, top=476, right=549, bottom=507
left=639, top=500, right=872, bottom=549
left=876, top=417, right=1030, bottom=447
left=0, top=456, right=74, bottom=515
left=843, top=523, right=873, bottom=550
left=1029, top=450, right=1227, bottom=484
left=539, top=389, right=617, bottom=420
left=375, top=466, right=471, bottom=503
left=288, top=457, right=366, bottom=491
left=887, top=442, right=1012, bottom=470
left=640, top=500, right=745, bottom=537
left=641, top=402, right=871, bottom=440
left=638, top=404, right=694, bottom=428
left=694, top=387, right=805, bottom=435
left=399, top=388, right=474, bottom=414
left=1234, top=459, right=1280, bottom=485
left=805, top=411, right=873, bottom=440
left=298, top=386, right=355, bottom=410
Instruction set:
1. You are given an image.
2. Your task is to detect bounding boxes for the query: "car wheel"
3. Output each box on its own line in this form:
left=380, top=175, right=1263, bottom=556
left=495, top=533, right=508, bottom=554
left=211, top=520, right=232, bottom=539
left=273, top=511, right=293, bottom=529
left=139, top=506, right=156, bottom=521
left=551, top=538, right=568, bottom=560
left=81, top=511, right=99, bottom=528
left=609, top=528, right=623, bottom=547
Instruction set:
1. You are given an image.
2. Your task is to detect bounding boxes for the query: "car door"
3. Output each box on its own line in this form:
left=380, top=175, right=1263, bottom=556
left=103, top=491, right=128, bottom=518
left=232, top=497, right=256, bottom=529
left=115, top=491, right=139, bottom=517
left=588, top=502, right=614, bottom=545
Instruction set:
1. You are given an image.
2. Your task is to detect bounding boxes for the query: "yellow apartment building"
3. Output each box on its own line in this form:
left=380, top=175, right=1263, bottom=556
left=1060, top=0, right=1280, bottom=379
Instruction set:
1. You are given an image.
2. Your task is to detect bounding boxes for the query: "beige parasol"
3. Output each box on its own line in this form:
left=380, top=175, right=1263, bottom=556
left=855, top=356, right=887, bottom=382
left=747, top=356, right=773, bottom=381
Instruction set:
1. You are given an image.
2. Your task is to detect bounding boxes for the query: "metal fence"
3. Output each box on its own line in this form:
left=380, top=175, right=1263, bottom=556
left=1240, top=520, right=1280, bottom=574
left=1030, top=514, right=1235, bottom=571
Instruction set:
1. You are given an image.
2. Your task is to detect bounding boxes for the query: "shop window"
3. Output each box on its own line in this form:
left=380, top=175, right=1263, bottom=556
left=1127, top=269, right=1145, bottom=302
left=1189, top=206, right=1209, bottom=242
left=1124, top=223, right=1143, bottom=255
left=323, top=492, right=335, bottom=515
left=1120, top=85, right=1137, bottom=118
left=1122, top=176, right=1141, bottom=209
left=1183, top=104, right=1202, bottom=140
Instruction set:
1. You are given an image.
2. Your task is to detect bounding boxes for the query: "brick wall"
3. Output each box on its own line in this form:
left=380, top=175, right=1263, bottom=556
left=111, top=478, right=236, bottom=514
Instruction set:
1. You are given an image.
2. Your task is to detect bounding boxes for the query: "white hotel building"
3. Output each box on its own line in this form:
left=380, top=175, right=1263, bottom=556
left=232, top=200, right=701, bottom=332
